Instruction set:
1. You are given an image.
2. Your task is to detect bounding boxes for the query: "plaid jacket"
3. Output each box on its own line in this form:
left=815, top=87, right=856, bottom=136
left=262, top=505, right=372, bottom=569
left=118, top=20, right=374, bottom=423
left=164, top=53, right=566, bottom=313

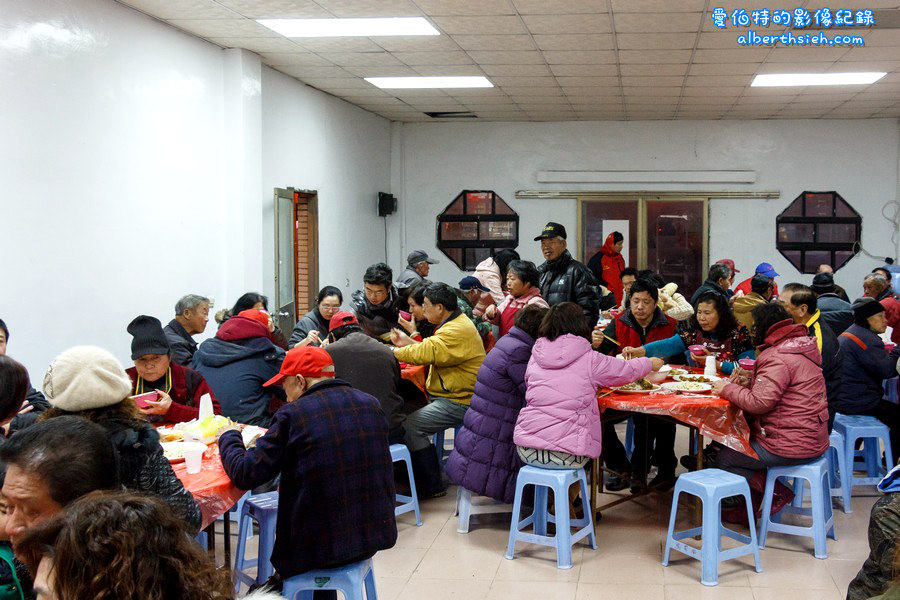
left=219, top=379, right=397, bottom=578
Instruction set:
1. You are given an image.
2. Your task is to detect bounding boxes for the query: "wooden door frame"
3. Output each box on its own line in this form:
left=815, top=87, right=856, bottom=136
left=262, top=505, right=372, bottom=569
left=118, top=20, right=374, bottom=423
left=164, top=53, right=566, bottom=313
left=273, top=188, right=319, bottom=320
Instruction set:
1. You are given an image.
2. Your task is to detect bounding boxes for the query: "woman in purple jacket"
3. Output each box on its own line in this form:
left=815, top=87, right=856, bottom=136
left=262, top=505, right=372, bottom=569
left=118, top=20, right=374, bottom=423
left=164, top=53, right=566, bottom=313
left=446, top=305, right=548, bottom=504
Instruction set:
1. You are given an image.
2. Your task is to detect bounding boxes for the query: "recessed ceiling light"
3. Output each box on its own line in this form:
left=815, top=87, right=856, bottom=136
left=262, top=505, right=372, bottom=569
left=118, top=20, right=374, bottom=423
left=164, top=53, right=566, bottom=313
left=751, top=72, right=886, bottom=87
left=257, top=17, right=439, bottom=38
left=365, top=76, right=493, bottom=89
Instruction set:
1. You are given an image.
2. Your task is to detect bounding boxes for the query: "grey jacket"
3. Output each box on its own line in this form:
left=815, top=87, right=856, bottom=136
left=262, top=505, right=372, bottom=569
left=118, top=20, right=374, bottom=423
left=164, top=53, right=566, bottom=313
left=817, top=293, right=854, bottom=335
left=396, top=266, right=428, bottom=288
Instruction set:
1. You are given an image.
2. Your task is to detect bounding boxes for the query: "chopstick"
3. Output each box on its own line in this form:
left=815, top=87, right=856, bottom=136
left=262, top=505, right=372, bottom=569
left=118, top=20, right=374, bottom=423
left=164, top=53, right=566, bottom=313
left=603, top=334, right=621, bottom=347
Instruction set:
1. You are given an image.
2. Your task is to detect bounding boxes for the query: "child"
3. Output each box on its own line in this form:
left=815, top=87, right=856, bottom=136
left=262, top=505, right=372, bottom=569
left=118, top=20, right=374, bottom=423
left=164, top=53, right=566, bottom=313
left=0, top=463, right=32, bottom=600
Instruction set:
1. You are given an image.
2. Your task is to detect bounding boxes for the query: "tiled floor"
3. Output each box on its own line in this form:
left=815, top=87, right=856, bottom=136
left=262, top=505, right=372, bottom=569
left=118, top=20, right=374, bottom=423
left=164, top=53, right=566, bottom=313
left=224, top=427, right=879, bottom=600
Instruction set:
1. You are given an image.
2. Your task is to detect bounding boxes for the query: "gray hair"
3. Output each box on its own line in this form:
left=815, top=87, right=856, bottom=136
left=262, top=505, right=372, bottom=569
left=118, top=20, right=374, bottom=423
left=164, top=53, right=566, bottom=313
left=864, top=273, right=888, bottom=289
left=708, top=263, right=732, bottom=282
left=175, top=294, right=211, bottom=315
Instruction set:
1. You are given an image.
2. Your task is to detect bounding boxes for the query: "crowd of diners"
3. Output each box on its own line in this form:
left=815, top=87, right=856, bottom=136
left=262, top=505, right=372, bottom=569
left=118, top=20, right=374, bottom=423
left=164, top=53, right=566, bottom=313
left=0, top=220, right=899, bottom=598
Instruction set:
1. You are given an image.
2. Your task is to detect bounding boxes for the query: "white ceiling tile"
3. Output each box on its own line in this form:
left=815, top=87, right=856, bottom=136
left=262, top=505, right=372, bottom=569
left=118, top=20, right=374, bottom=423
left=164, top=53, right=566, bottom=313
left=481, top=64, right=552, bottom=76
left=513, top=0, right=607, bottom=14
left=686, top=74, right=753, bottom=87
left=261, top=52, right=335, bottom=66
left=207, top=37, right=303, bottom=53
left=620, top=63, right=688, bottom=76
left=840, top=47, right=900, bottom=61
left=317, top=52, right=403, bottom=66
left=555, top=76, right=620, bottom=87
left=167, top=19, right=279, bottom=37
left=688, top=63, right=758, bottom=75
left=766, top=48, right=851, bottom=62
left=214, top=0, right=329, bottom=18
left=693, top=49, right=771, bottom=63
left=342, top=95, right=405, bottom=105
left=467, top=50, right=546, bottom=64
left=455, top=95, right=517, bottom=104
left=118, top=0, right=240, bottom=19
left=550, top=64, right=618, bottom=76
left=757, top=62, right=831, bottom=74
left=612, top=0, right=706, bottom=11
left=697, top=32, right=747, bottom=49
left=618, top=50, right=692, bottom=64
left=389, top=89, right=449, bottom=97
left=522, top=14, right=612, bottom=34
left=413, top=0, right=513, bottom=16
left=542, top=50, right=616, bottom=64
left=620, top=76, right=684, bottom=87
left=451, top=34, right=536, bottom=51
left=682, top=86, right=746, bottom=96
left=560, top=87, right=622, bottom=96
left=503, top=86, right=564, bottom=95
left=490, top=76, right=559, bottom=87
left=532, top=34, right=614, bottom=51
left=301, top=77, right=371, bottom=89
left=829, top=61, right=900, bottom=73
left=342, top=65, right=419, bottom=76
left=277, top=65, right=353, bottom=77
left=393, top=51, right=474, bottom=65
left=312, top=0, right=421, bottom=17
left=372, top=36, right=459, bottom=52
left=616, top=33, right=696, bottom=50
left=614, top=13, right=703, bottom=33
left=679, top=96, right=740, bottom=105
left=430, top=16, right=527, bottom=35
left=444, top=87, right=508, bottom=95
left=294, top=38, right=384, bottom=52
left=623, top=96, right=679, bottom=105
left=411, top=65, right=483, bottom=76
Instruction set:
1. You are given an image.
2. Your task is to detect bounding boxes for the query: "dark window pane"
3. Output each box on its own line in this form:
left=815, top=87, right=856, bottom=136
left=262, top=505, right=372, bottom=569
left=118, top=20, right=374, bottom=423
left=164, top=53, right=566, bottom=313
left=834, top=250, right=855, bottom=270
left=494, top=196, right=515, bottom=215
left=444, top=248, right=463, bottom=269
left=441, top=221, right=478, bottom=240
left=583, top=201, right=638, bottom=268
left=646, top=201, right=705, bottom=296
left=778, top=223, right=813, bottom=242
left=781, top=198, right=804, bottom=217
left=479, top=220, right=516, bottom=241
left=805, top=250, right=832, bottom=273
left=465, top=248, right=491, bottom=269
left=817, top=223, right=857, bottom=243
left=466, top=192, right=492, bottom=215
left=805, top=193, right=834, bottom=217
left=444, top=195, right=465, bottom=215
left=834, top=196, right=857, bottom=217
left=782, top=250, right=802, bottom=272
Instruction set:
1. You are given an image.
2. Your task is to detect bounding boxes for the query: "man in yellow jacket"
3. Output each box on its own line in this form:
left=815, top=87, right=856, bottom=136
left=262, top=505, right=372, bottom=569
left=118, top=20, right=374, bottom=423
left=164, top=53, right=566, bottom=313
left=393, top=282, right=486, bottom=498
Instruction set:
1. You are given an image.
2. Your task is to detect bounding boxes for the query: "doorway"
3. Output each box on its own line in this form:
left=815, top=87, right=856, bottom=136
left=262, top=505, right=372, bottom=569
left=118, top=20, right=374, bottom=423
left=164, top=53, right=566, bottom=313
left=580, top=195, right=708, bottom=296
left=273, top=187, right=319, bottom=336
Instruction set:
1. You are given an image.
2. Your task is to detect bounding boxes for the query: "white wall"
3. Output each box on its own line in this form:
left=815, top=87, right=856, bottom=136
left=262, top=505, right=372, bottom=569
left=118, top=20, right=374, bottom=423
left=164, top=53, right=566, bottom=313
left=1, top=0, right=391, bottom=381
left=390, top=119, right=900, bottom=300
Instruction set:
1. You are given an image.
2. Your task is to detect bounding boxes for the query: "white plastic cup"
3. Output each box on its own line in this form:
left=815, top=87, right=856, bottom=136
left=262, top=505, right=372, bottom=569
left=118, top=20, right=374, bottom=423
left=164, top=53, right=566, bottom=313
left=704, top=355, right=717, bottom=377
left=183, top=443, right=206, bottom=475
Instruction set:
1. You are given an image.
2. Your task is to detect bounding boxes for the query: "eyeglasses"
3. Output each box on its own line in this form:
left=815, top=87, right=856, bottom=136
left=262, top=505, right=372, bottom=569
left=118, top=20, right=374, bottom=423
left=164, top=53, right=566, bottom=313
left=319, top=304, right=341, bottom=311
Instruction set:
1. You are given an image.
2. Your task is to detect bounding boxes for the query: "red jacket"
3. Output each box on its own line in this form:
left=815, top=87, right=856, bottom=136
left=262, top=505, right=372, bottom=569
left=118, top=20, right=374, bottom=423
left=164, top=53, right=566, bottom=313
left=721, top=319, right=828, bottom=459
left=126, top=362, right=220, bottom=424
left=612, top=309, right=676, bottom=349
left=734, top=276, right=780, bottom=298
left=595, top=233, right=626, bottom=305
left=880, top=295, right=900, bottom=344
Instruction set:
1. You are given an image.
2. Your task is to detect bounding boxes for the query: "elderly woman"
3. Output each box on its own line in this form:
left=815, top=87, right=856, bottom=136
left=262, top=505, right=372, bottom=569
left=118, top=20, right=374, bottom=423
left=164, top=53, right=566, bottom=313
left=484, top=260, right=549, bottom=338
left=710, top=303, right=829, bottom=522
left=125, top=315, right=219, bottom=424
left=472, top=249, right=520, bottom=317
left=40, top=346, right=202, bottom=532
left=288, top=286, right=343, bottom=348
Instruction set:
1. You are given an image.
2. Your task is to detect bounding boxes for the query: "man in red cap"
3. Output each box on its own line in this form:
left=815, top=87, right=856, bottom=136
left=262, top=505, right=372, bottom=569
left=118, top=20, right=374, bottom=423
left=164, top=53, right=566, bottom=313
left=218, top=346, right=397, bottom=594
left=325, top=311, right=406, bottom=443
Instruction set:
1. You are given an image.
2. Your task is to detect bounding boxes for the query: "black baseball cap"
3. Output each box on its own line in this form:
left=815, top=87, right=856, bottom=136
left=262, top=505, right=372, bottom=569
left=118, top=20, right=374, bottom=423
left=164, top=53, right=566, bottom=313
left=407, top=250, right=438, bottom=266
left=534, top=222, right=567, bottom=241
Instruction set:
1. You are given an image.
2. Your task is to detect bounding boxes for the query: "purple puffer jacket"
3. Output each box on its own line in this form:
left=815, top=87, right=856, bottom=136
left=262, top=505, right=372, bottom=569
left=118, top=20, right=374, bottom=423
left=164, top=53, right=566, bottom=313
left=514, top=334, right=653, bottom=458
left=446, top=327, right=534, bottom=503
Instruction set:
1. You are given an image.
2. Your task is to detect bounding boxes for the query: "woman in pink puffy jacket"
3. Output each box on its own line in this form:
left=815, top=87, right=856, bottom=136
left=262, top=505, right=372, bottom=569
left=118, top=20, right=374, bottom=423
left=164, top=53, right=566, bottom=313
left=514, top=302, right=664, bottom=469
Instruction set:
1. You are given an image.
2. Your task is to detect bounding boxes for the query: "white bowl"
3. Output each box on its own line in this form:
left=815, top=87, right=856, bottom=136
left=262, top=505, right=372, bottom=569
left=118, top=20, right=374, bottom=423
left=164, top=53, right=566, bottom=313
left=646, top=371, right=668, bottom=384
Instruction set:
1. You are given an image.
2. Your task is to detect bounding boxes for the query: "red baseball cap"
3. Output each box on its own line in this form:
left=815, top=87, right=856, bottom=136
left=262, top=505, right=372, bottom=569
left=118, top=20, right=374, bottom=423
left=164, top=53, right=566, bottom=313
left=328, top=311, right=359, bottom=333
left=237, top=309, right=270, bottom=329
left=715, top=259, right=740, bottom=273
left=263, top=346, right=335, bottom=386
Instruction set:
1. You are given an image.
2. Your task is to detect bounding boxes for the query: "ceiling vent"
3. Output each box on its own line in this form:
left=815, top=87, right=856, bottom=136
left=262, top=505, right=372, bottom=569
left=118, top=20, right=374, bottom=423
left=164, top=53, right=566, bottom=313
left=424, top=111, right=477, bottom=119
left=873, top=9, right=900, bottom=28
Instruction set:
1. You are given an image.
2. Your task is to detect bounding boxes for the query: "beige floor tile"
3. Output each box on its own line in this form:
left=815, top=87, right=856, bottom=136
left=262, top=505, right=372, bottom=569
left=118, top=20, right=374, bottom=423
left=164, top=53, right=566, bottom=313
left=372, top=547, right=428, bottom=579
left=431, top=516, right=510, bottom=551
left=411, top=546, right=503, bottom=581
left=826, top=558, right=864, bottom=595
left=665, top=584, right=755, bottom=599
left=751, top=587, right=843, bottom=600
left=594, top=521, right=664, bottom=558
left=747, top=555, right=838, bottom=590
left=576, top=583, right=666, bottom=599
left=579, top=551, right=666, bottom=584
left=397, top=577, right=491, bottom=600
left=495, top=545, right=586, bottom=582
left=375, top=577, right=408, bottom=600
left=394, top=511, right=449, bottom=549
left=487, top=580, right=578, bottom=600
left=661, top=554, right=754, bottom=588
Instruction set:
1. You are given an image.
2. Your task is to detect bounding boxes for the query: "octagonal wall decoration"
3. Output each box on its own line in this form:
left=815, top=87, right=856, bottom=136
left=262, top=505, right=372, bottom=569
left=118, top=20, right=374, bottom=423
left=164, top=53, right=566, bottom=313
left=776, top=191, right=861, bottom=274
left=436, top=190, right=519, bottom=271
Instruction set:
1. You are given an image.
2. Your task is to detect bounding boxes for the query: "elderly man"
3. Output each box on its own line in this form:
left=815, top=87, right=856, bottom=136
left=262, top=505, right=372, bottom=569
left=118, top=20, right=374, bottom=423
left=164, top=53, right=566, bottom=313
left=126, top=315, right=219, bottom=424
left=733, top=274, right=773, bottom=331
left=0, top=319, right=48, bottom=434
left=351, top=263, right=403, bottom=340
left=734, top=262, right=780, bottom=299
left=1, top=416, right=119, bottom=548
left=397, top=251, right=437, bottom=288
left=534, top=222, right=600, bottom=326
left=163, top=295, right=211, bottom=366
left=811, top=272, right=853, bottom=334
left=690, top=263, right=733, bottom=306
left=392, top=283, right=486, bottom=499
left=816, top=264, right=850, bottom=302
left=864, top=273, right=900, bottom=345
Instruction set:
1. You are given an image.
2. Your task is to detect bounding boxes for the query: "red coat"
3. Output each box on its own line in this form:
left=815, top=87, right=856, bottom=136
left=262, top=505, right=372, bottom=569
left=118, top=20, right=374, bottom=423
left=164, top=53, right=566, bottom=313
left=734, top=276, right=780, bottom=298
left=590, top=233, right=626, bottom=305
left=613, top=309, right=676, bottom=349
left=126, top=362, right=220, bottom=424
left=721, top=319, right=828, bottom=459
left=880, top=295, right=900, bottom=344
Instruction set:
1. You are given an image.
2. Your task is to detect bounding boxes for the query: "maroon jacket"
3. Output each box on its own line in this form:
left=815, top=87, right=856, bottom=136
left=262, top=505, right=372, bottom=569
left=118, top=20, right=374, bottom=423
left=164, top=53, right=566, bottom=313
left=721, top=319, right=829, bottom=459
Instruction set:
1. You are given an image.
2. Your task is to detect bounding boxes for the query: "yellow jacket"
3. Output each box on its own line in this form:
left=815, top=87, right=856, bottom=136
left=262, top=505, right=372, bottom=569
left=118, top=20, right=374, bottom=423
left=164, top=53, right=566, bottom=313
left=394, top=313, right=486, bottom=404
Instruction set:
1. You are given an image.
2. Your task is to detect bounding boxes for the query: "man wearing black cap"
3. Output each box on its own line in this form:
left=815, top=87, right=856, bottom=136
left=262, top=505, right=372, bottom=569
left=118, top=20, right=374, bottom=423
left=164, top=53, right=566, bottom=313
left=815, top=264, right=850, bottom=302
left=812, top=272, right=853, bottom=334
left=534, top=222, right=600, bottom=326
left=837, top=298, right=900, bottom=463
left=397, top=250, right=438, bottom=288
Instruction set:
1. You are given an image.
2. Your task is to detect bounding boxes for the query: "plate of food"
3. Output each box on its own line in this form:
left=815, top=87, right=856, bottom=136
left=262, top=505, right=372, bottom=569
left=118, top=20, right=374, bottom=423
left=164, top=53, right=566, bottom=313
left=661, top=381, right=712, bottom=393
left=157, top=428, right=186, bottom=443
left=667, top=367, right=688, bottom=377
left=613, top=379, right=661, bottom=393
left=161, top=441, right=206, bottom=463
left=672, top=374, right=722, bottom=383
left=172, top=415, right=236, bottom=444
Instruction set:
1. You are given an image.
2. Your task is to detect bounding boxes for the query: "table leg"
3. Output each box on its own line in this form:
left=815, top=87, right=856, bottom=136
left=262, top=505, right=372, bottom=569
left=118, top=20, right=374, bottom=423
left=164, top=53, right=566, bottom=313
left=695, top=432, right=705, bottom=526
left=204, top=521, right=215, bottom=560
left=590, top=459, right=599, bottom=526
left=223, top=515, right=232, bottom=570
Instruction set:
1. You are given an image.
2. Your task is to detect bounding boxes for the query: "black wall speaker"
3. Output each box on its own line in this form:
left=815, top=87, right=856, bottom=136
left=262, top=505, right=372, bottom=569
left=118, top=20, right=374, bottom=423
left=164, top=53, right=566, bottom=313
left=378, top=192, right=397, bottom=217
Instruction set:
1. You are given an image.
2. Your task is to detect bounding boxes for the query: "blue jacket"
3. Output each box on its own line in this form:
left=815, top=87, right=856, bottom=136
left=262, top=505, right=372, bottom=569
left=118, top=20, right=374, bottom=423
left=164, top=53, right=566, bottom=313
left=219, top=379, right=397, bottom=578
left=192, top=318, right=285, bottom=426
left=446, top=326, right=534, bottom=503
left=818, top=293, right=854, bottom=335
left=836, top=324, right=900, bottom=413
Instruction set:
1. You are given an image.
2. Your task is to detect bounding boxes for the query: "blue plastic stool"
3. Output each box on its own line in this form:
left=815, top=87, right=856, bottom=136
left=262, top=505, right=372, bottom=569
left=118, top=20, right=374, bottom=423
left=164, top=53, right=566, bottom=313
left=759, top=457, right=835, bottom=559
left=195, top=530, right=208, bottom=547
left=433, top=426, right=460, bottom=465
left=505, top=466, right=597, bottom=570
left=232, top=491, right=279, bottom=593
left=624, top=417, right=635, bottom=460
left=281, top=558, right=377, bottom=600
left=834, top=414, right=895, bottom=487
left=662, top=469, right=762, bottom=586
left=390, top=444, right=422, bottom=526
left=456, top=486, right=511, bottom=533
left=824, top=430, right=852, bottom=513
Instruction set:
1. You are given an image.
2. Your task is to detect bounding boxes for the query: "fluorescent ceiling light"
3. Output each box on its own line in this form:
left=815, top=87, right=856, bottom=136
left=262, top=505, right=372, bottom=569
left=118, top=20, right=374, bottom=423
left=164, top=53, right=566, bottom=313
left=257, top=17, right=438, bottom=37
left=751, top=72, right=886, bottom=87
left=365, top=76, right=493, bottom=89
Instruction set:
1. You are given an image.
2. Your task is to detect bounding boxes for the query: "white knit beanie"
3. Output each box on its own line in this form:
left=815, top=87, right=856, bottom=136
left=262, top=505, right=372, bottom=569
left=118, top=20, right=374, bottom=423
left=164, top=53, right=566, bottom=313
left=42, top=346, right=132, bottom=412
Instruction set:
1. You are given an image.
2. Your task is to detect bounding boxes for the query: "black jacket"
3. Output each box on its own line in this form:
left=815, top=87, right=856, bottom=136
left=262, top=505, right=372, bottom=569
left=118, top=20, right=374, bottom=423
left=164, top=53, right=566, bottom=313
left=219, top=379, right=397, bottom=578
left=164, top=319, right=198, bottom=366
left=538, top=251, right=600, bottom=325
left=689, top=279, right=729, bottom=307
left=7, top=385, right=48, bottom=435
left=837, top=324, right=900, bottom=413
left=350, top=286, right=403, bottom=339
left=288, top=309, right=330, bottom=348
left=817, top=294, right=854, bottom=335
left=808, top=315, right=844, bottom=426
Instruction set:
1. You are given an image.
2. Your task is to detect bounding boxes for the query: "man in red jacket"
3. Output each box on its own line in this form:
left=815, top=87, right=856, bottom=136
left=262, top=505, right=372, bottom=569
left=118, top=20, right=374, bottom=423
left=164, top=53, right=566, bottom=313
left=588, top=232, right=626, bottom=305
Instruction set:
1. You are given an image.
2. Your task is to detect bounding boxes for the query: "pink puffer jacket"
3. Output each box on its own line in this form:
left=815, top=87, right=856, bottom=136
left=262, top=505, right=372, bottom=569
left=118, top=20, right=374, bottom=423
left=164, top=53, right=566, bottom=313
left=721, top=319, right=829, bottom=459
left=514, top=334, right=653, bottom=458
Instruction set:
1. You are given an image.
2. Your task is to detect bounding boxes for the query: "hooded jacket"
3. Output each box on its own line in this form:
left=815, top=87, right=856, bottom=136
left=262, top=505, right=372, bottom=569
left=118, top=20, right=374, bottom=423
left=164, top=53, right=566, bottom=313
left=514, top=334, right=653, bottom=458
left=538, top=251, right=600, bottom=326
left=587, top=233, right=626, bottom=305
left=732, top=292, right=769, bottom=330
left=474, top=257, right=506, bottom=305
left=191, top=317, right=285, bottom=426
left=837, top=323, right=900, bottom=413
left=720, top=319, right=829, bottom=459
